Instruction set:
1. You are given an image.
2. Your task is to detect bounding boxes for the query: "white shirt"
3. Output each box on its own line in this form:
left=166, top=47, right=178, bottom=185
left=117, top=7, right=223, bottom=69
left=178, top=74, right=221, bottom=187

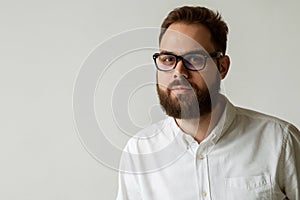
left=116, top=100, right=300, bottom=200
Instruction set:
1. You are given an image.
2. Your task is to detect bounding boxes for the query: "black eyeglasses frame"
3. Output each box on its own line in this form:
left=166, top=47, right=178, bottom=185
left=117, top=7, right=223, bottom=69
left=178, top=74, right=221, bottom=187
left=152, top=51, right=223, bottom=71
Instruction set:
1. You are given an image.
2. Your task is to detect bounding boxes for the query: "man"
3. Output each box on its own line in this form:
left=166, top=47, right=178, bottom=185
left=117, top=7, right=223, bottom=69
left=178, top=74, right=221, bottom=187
left=117, top=6, right=300, bottom=200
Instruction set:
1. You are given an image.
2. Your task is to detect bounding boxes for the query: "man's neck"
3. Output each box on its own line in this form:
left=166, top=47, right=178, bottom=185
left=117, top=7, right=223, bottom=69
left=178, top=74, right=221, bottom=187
left=175, top=95, right=226, bottom=143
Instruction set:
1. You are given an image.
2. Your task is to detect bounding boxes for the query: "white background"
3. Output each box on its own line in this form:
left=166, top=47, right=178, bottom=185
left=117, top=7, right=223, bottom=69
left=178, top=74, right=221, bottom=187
left=1, top=0, right=299, bottom=199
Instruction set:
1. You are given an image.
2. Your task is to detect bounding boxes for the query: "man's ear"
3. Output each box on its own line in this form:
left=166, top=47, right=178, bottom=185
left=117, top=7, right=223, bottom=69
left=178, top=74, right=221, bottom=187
left=218, top=55, right=230, bottom=80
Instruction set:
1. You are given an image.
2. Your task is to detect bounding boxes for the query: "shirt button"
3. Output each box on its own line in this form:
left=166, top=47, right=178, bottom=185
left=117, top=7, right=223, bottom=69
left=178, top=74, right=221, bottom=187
left=202, top=191, right=207, bottom=197
left=197, top=154, right=205, bottom=160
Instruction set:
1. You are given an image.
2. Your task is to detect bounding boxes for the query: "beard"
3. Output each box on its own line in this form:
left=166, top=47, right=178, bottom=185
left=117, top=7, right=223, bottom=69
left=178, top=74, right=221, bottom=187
left=156, top=76, right=220, bottom=119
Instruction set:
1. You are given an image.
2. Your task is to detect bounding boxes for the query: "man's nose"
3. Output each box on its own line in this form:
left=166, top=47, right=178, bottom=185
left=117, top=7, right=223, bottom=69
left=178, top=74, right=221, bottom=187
left=173, top=60, right=189, bottom=79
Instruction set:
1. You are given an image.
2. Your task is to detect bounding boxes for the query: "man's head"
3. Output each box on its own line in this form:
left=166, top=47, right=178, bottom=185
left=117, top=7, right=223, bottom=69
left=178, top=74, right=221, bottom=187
left=159, top=6, right=228, bottom=55
left=155, top=6, right=230, bottom=119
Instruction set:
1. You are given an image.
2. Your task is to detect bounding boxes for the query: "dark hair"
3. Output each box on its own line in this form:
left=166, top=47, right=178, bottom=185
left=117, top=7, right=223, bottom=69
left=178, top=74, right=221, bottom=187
left=159, top=6, right=229, bottom=54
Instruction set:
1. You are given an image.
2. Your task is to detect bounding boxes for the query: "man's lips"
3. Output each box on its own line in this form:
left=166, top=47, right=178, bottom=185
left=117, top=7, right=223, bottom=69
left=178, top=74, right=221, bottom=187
left=170, top=85, right=193, bottom=94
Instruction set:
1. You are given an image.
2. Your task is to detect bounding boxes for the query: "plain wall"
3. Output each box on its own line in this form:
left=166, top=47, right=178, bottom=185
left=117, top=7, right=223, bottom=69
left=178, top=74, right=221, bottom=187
left=0, top=0, right=299, bottom=199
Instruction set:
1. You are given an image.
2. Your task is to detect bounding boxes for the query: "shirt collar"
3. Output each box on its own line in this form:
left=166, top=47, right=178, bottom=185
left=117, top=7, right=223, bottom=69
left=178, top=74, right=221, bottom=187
left=210, top=98, right=236, bottom=144
left=168, top=98, right=237, bottom=146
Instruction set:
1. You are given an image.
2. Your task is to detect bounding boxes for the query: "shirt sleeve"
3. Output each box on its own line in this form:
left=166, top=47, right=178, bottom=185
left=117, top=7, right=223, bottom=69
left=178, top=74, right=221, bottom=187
left=116, top=171, right=141, bottom=200
left=116, top=143, right=142, bottom=200
left=280, top=123, right=300, bottom=199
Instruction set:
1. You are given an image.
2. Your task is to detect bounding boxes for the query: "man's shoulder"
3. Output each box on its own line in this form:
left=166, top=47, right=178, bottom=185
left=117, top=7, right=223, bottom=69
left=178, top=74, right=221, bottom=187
left=235, top=106, right=286, bottom=123
left=233, top=105, right=298, bottom=134
left=124, top=117, right=176, bottom=154
left=134, top=117, right=171, bottom=137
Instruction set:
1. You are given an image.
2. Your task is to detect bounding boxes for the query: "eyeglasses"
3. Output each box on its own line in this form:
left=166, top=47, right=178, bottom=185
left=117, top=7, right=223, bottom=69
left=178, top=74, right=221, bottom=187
left=152, top=51, right=223, bottom=71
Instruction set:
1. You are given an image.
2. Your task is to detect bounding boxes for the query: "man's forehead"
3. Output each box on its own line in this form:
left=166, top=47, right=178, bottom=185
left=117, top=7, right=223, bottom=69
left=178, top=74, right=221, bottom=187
left=160, top=36, right=206, bottom=54
left=160, top=25, right=209, bottom=54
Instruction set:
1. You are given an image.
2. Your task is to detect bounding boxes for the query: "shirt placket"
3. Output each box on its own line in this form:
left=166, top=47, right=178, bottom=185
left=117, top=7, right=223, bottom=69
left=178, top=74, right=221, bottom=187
left=194, top=143, right=211, bottom=200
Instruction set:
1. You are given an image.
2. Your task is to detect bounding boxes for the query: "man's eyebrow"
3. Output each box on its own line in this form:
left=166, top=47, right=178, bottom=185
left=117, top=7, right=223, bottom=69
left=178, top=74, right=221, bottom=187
left=185, top=50, right=207, bottom=54
left=159, top=49, right=207, bottom=55
left=159, top=50, right=175, bottom=54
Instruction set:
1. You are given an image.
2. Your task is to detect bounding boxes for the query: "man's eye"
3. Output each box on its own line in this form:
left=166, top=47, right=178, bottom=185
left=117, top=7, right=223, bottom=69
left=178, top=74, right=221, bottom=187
left=186, top=55, right=205, bottom=64
left=159, top=55, right=175, bottom=63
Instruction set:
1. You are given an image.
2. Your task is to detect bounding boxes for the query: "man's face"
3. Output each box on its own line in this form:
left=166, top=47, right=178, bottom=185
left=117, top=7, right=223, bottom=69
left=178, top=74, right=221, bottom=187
left=156, top=22, right=221, bottom=119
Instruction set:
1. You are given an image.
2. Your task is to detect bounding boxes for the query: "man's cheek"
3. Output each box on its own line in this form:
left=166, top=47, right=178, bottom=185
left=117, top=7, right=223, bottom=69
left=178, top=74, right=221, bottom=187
left=157, top=71, right=173, bottom=88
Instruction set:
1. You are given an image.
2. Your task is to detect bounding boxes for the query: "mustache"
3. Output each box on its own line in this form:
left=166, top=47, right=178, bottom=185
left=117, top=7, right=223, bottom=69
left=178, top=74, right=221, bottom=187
left=168, top=79, right=192, bottom=89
